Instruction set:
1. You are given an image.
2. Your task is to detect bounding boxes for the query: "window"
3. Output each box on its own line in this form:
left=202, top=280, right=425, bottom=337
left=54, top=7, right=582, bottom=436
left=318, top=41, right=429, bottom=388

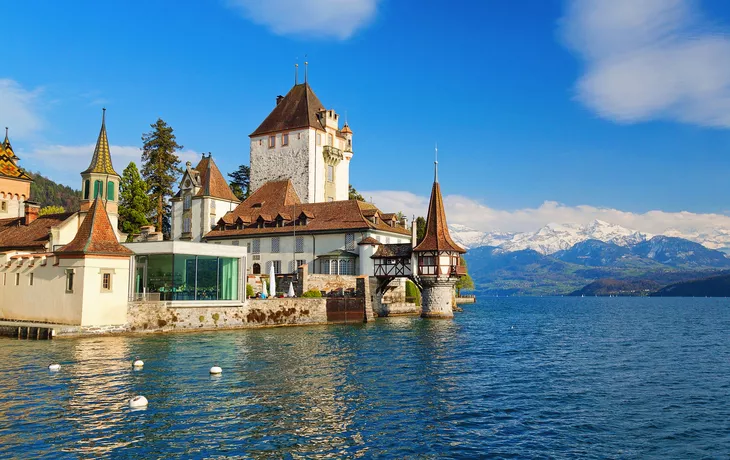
left=271, top=237, right=280, bottom=253
left=252, top=263, right=261, bottom=274
left=101, top=273, right=112, bottom=292
left=210, top=200, right=216, bottom=211
left=282, top=133, right=289, bottom=146
left=15, top=273, right=20, bottom=286
left=93, top=180, right=103, bottom=198
left=107, top=181, right=115, bottom=201
left=0, top=201, right=6, bottom=212
left=322, top=260, right=330, bottom=275
left=345, top=233, right=355, bottom=251
left=328, top=133, right=333, bottom=146
left=272, top=260, right=281, bottom=274
left=246, top=242, right=251, bottom=253
left=316, top=133, right=322, bottom=145
left=327, top=165, right=334, bottom=182
left=29, top=273, right=33, bottom=286
left=252, top=238, right=261, bottom=254
left=232, top=240, right=240, bottom=246
left=297, top=259, right=306, bottom=271
left=210, top=216, right=216, bottom=229
left=84, top=180, right=90, bottom=200
left=330, top=260, right=338, bottom=275
left=269, top=135, right=276, bottom=148
left=183, top=194, right=192, bottom=210
left=183, top=217, right=191, bottom=233
left=65, top=270, right=75, bottom=293
left=295, top=236, right=304, bottom=253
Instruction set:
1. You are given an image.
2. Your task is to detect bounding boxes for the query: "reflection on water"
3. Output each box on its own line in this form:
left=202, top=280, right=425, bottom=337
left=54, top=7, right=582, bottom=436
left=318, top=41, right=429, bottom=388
left=2, top=298, right=730, bottom=458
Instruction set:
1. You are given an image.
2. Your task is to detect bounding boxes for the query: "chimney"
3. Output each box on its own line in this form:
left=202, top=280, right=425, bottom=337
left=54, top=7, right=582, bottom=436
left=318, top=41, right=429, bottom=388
left=276, top=95, right=284, bottom=105
left=24, top=201, right=40, bottom=226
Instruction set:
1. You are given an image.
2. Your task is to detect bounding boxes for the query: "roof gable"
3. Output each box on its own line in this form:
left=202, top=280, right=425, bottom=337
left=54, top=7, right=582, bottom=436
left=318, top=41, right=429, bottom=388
left=56, top=198, right=132, bottom=256
left=250, top=83, right=326, bottom=137
left=193, top=155, right=239, bottom=202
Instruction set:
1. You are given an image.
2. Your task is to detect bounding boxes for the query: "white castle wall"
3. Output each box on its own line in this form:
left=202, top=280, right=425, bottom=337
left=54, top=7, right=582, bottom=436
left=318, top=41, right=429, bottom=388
left=250, top=129, right=311, bottom=201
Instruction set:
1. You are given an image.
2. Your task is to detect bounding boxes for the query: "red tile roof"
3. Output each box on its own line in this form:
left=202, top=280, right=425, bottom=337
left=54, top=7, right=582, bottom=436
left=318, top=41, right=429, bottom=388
left=413, top=181, right=465, bottom=253
left=193, top=155, right=239, bottom=202
left=206, top=180, right=411, bottom=239
left=0, top=213, right=73, bottom=251
left=56, top=198, right=133, bottom=257
left=250, top=83, right=326, bottom=137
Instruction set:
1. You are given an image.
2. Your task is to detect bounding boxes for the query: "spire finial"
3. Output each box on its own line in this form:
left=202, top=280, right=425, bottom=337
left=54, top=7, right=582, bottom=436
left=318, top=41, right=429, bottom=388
left=434, top=143, right=439, bottom=183
left=295, top=63, right=299, bottom=85
left=102, top=107, right=106, bottom=125
left=4, top=127, right=7, bottom=141
left=304, top=59, right=308, bottom=83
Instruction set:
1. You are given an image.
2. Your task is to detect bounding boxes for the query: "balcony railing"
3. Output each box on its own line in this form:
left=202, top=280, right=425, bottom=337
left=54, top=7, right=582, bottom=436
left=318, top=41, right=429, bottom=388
left=323, top=145, right=343, bottom=162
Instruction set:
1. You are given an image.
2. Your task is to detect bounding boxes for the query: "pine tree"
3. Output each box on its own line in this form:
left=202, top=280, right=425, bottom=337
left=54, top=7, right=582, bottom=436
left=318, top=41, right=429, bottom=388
left=228, top=164, right=250, bottom=200
left=416, top=216, right=427, bottom=243
left=141, top=119, right=183, bottom=235
left=348, top=184, right=364, bottom=201
left=119, top=162, right=151, bottom=238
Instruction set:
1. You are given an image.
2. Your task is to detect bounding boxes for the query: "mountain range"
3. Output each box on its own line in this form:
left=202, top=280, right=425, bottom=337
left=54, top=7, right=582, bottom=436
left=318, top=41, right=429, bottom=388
left=455, top=220, right=730, bottom=296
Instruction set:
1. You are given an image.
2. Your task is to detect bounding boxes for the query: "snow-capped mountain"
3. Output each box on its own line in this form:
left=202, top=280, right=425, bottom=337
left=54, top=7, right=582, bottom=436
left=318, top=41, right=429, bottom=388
left=450, top=219, right=651, bottom=254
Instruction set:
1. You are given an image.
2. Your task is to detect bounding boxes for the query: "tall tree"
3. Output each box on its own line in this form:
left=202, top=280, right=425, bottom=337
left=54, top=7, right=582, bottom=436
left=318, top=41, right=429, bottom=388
left=141, top=119, right=183, bottom=235
left=416, top=216, right=427, bottom=243
left=455, top=256, right=474, bottom=296
left=228, top=164, right=250, bottom=201
left=349, top=184, right=364, bottom=201
left=119, top=162, right=151, bottom=239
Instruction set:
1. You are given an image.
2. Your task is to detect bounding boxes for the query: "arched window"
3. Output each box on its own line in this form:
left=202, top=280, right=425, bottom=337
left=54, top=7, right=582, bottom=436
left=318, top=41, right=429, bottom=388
left=339, top=259, right=348, bottom=275
left=93, top=180, right=103, bottom=198
left=107, top=181, right=115, bottom=201
left=84, top=180, right=90, bottom=200
left=252, top=263, right=261, bottom=275
left=331, top=260, right=338, bottom=275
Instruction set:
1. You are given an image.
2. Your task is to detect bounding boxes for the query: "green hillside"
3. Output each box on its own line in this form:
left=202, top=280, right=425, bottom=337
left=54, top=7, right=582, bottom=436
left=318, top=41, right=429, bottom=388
left=29, top=172, right=80, bottom=210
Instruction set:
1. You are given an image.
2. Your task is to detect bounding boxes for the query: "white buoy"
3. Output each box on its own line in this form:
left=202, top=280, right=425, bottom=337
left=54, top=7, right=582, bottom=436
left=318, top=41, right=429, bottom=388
left=129, top=395, right=148, bottom=408
left=48, top=364, right=61, bottom=372
left=209, top=366, right=222, bottom=375
left=133, top=359, right=144, bottom=368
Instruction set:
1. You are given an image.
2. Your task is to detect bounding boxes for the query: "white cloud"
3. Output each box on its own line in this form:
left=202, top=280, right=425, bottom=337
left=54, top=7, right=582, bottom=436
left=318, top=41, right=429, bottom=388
left=561, top=0, right=730, bottom=127
left=225, top=0, right=379, bottom=39
left=361, top=189, right=730, bottom=240
left=0, top=79, right=43, bottom=138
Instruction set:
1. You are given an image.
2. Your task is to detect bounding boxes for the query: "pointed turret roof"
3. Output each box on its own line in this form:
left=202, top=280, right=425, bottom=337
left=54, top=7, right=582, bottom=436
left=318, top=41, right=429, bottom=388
left=56, top=197, right=132, bottom=256
left=3, top=127, right=18, bottom=160
left=193, top=155, right=239, bottom=201
left=82, top=109, right=120, bottom=176
left=0, top=129, right=32, bottom=182
left=250, top=83, right=326, bottom=137
left=413, top=163, right=465, bottom=254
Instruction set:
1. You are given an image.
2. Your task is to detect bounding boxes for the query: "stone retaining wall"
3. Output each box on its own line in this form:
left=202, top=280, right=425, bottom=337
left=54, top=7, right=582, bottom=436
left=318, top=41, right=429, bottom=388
left=126, top=298, right=327, bottom=333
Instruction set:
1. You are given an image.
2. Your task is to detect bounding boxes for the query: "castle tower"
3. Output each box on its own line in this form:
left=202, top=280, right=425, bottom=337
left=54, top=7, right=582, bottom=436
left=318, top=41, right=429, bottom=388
left=0, top=128, right=33, bottom=218
left=249, top=82, right=353, bottom=203
left=413, top=159, right=466, bottom=318
left=80, top=109, right=121, bottom=231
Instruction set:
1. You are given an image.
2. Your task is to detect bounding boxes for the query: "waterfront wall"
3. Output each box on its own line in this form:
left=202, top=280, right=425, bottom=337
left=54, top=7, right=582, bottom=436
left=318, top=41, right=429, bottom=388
left=126, top=298, right=328, bottom=333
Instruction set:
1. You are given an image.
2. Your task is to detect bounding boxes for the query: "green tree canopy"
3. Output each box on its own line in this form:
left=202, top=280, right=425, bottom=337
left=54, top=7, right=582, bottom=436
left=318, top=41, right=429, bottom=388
left=39, top=205, right=65, bottom=216
left=228, top=164, right=250, bottom=201
left=349, top=184, right=364, bottom=201
left=141, top=118, right=183, bottom=236
left=416, top=216, right=427, bottom=243
left=119, top=161, right=151, bottom=239
left=455, top=256, right=474, bottom=295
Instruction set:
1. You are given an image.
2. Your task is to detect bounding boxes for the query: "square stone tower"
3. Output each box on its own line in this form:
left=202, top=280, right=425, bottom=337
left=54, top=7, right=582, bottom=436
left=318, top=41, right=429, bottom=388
left=249, top=83, right=353, bottom=203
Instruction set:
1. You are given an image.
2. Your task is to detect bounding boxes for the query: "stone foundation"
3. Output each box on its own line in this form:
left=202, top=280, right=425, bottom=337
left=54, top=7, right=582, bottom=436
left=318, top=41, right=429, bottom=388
left=421, top=278, right=457, bottom=318
left=126, top=298, right=328, bottom=333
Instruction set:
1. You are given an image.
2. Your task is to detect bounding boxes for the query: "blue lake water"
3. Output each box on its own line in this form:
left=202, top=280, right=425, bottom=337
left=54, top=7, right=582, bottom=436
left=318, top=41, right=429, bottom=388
left=1, top=297, right=730, bottom=458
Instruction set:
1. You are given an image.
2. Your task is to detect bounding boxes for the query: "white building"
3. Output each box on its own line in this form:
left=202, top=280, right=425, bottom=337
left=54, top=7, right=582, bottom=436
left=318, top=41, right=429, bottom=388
left=0, top=197, right=132, bottom=328
left=171, top=154, right=240, bottom=242
left=206, top=180, right=411, bottom=277
left=249, top=82, right=353, bottom=204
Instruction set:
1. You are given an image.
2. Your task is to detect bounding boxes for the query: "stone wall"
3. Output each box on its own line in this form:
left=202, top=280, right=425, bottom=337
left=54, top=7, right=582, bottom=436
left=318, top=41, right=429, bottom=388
left=303, top=273, right=359, bottom=295
left=126, top=298, right=327, bottom=333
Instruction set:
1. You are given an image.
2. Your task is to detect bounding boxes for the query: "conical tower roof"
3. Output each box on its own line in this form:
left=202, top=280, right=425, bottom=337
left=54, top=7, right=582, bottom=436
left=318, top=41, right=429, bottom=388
left=57, top=197, right=132, bottom=256
left=82, top=109, right=120, bottom=176
left=3, top=127, right=18, bottom=160
left=413, top=161, right=465, bottom=254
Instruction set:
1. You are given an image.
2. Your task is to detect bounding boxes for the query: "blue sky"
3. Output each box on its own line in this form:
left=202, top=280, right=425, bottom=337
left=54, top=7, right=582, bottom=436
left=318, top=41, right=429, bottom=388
left=4, top=0, right=730, bottom=236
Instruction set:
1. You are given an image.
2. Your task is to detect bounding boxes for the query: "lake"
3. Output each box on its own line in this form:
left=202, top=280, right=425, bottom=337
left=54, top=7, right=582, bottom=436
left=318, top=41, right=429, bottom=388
left=1, top=297, right=729, bottom=458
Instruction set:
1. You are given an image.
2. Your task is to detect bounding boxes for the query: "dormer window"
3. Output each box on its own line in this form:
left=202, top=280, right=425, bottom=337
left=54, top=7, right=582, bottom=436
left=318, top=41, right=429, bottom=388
left=269, top=135, right=276, bottom=148
left=276, top=217, right=283, bottom=227
left=252, top=203, right=262, bottom=208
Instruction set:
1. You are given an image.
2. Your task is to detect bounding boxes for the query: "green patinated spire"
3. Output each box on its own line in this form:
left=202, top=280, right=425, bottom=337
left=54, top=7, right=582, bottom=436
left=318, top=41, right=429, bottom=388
left=82, top=108, right=119, bottom=176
